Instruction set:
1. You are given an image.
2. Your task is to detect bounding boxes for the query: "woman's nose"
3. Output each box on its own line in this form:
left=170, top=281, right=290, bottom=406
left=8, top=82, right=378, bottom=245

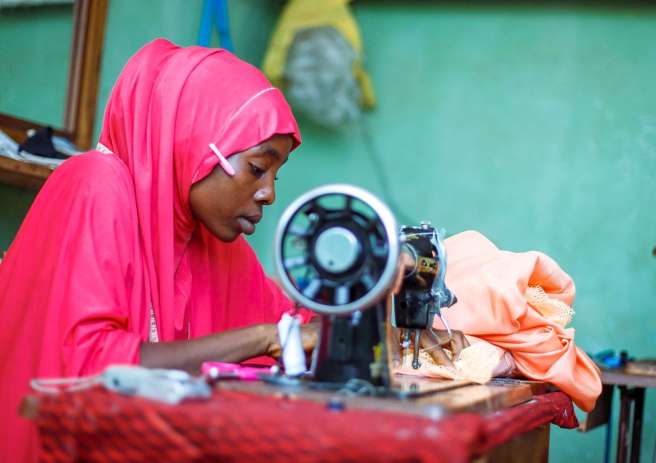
left=254, top=182, right=275, bottom=205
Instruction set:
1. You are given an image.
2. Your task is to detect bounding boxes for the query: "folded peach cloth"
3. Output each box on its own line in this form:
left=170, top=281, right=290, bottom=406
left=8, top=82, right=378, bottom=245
left=423, top=230, right=601, bottom=412
left=397, top=338, right=512, bottom=384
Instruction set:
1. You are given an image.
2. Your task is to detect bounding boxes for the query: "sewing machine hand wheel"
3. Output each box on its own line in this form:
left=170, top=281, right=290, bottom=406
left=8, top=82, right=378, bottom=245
left=275, top=184, right=399, bottom=315
left=274, top=184, right=399, bottom=384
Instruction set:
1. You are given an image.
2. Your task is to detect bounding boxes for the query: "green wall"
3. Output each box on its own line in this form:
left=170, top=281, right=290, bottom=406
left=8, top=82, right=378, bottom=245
left=253, top=5, right=656, bottom=460
left=0, top=4, right=73, bottom=127
left=1, top=1, right=654, bottom=461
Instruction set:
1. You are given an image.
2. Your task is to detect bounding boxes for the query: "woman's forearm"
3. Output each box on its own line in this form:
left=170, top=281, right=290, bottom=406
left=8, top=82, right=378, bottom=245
left=139, top=323, right=277, bottom=372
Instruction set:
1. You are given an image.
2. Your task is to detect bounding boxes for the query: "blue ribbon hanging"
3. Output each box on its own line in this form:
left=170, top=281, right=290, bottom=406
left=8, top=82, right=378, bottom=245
left=198, top=0, right=234, bottom=52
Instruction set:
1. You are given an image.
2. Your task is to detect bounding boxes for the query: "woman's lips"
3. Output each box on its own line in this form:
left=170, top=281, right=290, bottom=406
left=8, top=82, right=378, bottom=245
left=238, top=217, right=256, bottom=235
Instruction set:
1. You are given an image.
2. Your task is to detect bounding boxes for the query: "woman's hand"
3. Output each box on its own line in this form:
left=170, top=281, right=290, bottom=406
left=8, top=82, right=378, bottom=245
left=391, top=251, right=415, bottom=294
left=391, top=251, right=467, bottom=368
left=140, top=322, right=299, bottom=373
left=419, top=328, right=469, bottom=368
left=266, top=317, right=320, bottom=359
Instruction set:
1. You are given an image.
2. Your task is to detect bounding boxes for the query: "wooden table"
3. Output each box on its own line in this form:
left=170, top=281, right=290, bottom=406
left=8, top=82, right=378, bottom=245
left=0, top=156, right=51, bottom=190
left=601, top=365, right=656, bottom=463
left=217, top=376, right=548, bottom=418
left=217, top=377, right=554, bottom=463
left=24, top=376, right=572, bottom=462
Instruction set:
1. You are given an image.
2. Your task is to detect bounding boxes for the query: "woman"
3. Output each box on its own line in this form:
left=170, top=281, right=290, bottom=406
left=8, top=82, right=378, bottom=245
left=0, top=38, right=321, bottom=462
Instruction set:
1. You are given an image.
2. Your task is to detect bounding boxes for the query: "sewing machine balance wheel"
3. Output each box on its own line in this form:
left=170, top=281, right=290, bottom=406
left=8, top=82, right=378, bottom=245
left=274, top=184, right=399, bottom=315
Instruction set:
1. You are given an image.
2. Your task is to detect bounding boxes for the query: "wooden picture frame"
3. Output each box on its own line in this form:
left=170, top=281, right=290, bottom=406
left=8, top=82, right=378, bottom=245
left=0, top=0, right=108, bottom=189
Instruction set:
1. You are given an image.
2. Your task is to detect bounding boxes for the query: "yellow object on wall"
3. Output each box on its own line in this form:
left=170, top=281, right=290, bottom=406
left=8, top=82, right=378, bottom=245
left=262, top=0, right=376, bottom=109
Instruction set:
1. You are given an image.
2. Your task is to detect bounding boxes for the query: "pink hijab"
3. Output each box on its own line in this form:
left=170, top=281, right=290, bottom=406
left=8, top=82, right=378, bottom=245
left=98, top=38, right=302, bottom=341
left=0, top=39, right=304, bottom=462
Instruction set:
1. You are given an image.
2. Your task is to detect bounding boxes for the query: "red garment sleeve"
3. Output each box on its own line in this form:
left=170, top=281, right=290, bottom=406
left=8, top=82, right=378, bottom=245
left=0, top=154, right=147, bottom=379
left=188, top=227, right=313, bottom=338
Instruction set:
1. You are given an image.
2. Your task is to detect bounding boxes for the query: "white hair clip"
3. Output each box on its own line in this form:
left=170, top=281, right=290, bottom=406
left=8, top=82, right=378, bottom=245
left=209, top=142, right=236, bottom=176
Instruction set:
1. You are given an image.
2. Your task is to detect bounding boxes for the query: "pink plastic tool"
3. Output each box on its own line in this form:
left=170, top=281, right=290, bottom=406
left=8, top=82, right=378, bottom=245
left=201, top=362, right=267, bottom=381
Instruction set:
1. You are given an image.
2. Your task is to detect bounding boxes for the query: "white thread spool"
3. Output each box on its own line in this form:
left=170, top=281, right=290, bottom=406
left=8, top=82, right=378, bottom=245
left=277, top=313, right=306, bottom=376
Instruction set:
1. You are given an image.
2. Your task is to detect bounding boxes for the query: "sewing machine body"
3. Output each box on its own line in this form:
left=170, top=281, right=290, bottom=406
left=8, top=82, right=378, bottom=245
left=274, top=184, right=454, bottom=391
left=393, top=223, right=457, bottom=370
left=312, top=309, right=388, bottom=385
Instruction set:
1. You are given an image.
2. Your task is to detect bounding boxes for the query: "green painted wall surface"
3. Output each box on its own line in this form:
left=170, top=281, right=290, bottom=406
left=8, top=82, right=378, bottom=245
left=0, top=184, right=36, bottom=250
left=1, top=1, right=655, bottom=461
left=0, top=4, right=73, bottom=127
left=249, top=5, right=656, bottom=460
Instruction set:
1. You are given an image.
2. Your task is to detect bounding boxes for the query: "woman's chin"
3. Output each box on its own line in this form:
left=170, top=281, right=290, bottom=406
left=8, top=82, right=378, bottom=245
left=222, top=230, right=242, bottom=242
left=208, top=224, right=241, bottom=243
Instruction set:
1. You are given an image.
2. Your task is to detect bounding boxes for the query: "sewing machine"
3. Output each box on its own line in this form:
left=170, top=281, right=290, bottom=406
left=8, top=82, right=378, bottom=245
left=274, top=184, right=456, bottom=390
left=393, top=222, right=457, bottom=370
left=274, top=184, right=398, bottom=386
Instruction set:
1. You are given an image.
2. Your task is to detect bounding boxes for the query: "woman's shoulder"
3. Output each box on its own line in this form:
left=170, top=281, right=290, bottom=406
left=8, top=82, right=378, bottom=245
left=32, top=151, right=138, bottom=222
left=47, top=151, right=134, bottom=199
left=54, top=151, right=130, bottom=182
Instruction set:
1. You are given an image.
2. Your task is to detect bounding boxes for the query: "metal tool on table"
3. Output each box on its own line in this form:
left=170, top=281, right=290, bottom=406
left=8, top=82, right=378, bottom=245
left=393, top=222, right=457, bottom=369
left=274, top=184, right=399, bottom=387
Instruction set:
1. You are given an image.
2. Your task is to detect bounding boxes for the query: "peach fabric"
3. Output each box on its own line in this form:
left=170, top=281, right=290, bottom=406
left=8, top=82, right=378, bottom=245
left=435, top=231, right=601, bottom=411
left=395, top=335, right=516, bottom=384
left=397, top=341, right=505, bottom=384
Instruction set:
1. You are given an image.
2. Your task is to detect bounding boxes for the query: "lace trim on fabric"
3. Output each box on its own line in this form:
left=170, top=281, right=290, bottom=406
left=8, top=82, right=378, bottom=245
left=400, top=342, right=503, bottom=384
left=148, top=305, right=191, bottom=341
left=149, top=304, right=160, bottom=343
left=525, top=285, right=575, bottom=327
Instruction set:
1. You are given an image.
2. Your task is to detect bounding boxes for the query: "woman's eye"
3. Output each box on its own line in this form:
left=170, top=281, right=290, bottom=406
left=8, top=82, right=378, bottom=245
left=249, top=163, right=265, bottom=178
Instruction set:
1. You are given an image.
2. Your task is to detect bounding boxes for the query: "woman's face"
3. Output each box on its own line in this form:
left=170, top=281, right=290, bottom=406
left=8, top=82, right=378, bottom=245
left=189, top=134, right=293, bottom=242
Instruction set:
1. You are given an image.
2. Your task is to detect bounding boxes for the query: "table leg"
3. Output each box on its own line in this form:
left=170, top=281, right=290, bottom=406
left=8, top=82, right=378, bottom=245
left=604, top=398, right=613, bottom=463
left=629, top=388, right=645, bottom=463
left=616, top=386, right=631, bottom=463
